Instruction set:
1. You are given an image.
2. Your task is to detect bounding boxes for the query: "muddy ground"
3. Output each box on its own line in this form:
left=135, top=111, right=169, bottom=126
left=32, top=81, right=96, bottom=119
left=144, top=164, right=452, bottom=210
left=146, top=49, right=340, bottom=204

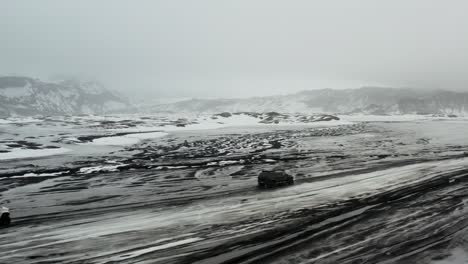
left=1, top=120, right=468, bottom=264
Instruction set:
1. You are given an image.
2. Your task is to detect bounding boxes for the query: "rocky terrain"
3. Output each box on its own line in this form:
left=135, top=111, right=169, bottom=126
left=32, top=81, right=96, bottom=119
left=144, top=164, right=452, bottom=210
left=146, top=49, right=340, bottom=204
left=0, top=76, right=131, bottom=117
left=2, top=114, right=468, bottom=263
left=0, top=112, right=345, bottom=176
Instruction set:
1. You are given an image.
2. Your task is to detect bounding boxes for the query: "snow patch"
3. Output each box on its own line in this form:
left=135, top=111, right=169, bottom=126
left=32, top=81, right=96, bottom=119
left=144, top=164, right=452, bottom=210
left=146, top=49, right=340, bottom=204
left=110, top=113, right=352, bottom=133
left=90, top=132, right=168, bottom=146
left=11, top=171, right=68, bottom=178
left=430, top=248, right=468, bottom=264
left=337, top=114, right=468, bottom=122
left=79, top=165, right=122, bottom=174
left=0, top=86, right=31, bottom=98
left=219, top=160, right=241, bottom=166
left=0, top=147, right=71, bottom=160
left=0, top=117, right=43, bottom=124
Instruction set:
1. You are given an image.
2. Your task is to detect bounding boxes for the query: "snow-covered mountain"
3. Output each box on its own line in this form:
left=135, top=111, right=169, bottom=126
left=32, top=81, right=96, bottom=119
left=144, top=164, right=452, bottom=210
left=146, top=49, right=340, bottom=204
left=0, top=76, right=131, bottom=117
left=4, top=78, right=467, bottom=117
left=149, top=87, right=468, bottom=116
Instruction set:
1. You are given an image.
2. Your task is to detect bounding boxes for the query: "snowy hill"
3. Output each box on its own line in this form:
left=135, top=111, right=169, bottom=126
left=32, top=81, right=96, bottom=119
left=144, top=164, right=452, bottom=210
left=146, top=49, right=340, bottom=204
left=0, top=76, right=131, bottom=117
left=4, top=79, right=467, bottom=117
left=149, top=87, right=468, bottom=116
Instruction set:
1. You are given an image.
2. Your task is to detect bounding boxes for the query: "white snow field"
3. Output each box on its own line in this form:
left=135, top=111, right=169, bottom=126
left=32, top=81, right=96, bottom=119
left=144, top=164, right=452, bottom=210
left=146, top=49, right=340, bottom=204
left=0, top=147, right=71, bottom=160
left=89, top=132, right=168, bottom=146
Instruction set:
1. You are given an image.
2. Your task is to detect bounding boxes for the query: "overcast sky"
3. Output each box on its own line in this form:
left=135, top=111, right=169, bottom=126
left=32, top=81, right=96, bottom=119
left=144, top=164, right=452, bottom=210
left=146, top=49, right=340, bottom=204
left=2, top=0, right=468, bottom=99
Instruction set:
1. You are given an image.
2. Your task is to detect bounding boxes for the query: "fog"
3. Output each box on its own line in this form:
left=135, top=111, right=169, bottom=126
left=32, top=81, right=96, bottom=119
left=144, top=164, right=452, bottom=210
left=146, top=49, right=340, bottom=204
left=2, top=0, right=468, bottom=99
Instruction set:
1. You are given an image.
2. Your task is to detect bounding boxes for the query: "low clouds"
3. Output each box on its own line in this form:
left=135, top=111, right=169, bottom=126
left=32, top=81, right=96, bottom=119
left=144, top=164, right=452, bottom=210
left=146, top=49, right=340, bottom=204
left=2, top=0, right=468, bottom=98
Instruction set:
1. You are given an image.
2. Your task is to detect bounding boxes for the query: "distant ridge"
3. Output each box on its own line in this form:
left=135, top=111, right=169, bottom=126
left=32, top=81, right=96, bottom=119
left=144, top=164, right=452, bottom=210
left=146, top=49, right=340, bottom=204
left=3, top=78, right=467, bottom=117
left=0, top=76, right=132, bottom=117
left=148, top=87, right=468, bottom=116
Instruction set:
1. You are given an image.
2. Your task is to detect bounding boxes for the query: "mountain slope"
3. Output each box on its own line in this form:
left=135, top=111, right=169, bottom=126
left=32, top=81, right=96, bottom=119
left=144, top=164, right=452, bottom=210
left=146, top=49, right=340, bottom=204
left=0, top=76, right=131, bottom=117
left=150, top=87, right=468, bottom=115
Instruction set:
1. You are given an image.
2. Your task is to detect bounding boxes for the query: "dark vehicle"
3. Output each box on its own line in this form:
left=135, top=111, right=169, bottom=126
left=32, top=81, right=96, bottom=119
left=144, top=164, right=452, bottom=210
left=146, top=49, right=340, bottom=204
left=0, top=207, right=10, bottom=227
left=258, top=170, right=294, bottom=188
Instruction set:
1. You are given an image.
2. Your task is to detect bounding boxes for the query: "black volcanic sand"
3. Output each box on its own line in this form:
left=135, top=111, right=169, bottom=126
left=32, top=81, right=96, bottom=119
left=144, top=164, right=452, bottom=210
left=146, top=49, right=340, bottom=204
left=1, top=121, right=468, bottom=264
